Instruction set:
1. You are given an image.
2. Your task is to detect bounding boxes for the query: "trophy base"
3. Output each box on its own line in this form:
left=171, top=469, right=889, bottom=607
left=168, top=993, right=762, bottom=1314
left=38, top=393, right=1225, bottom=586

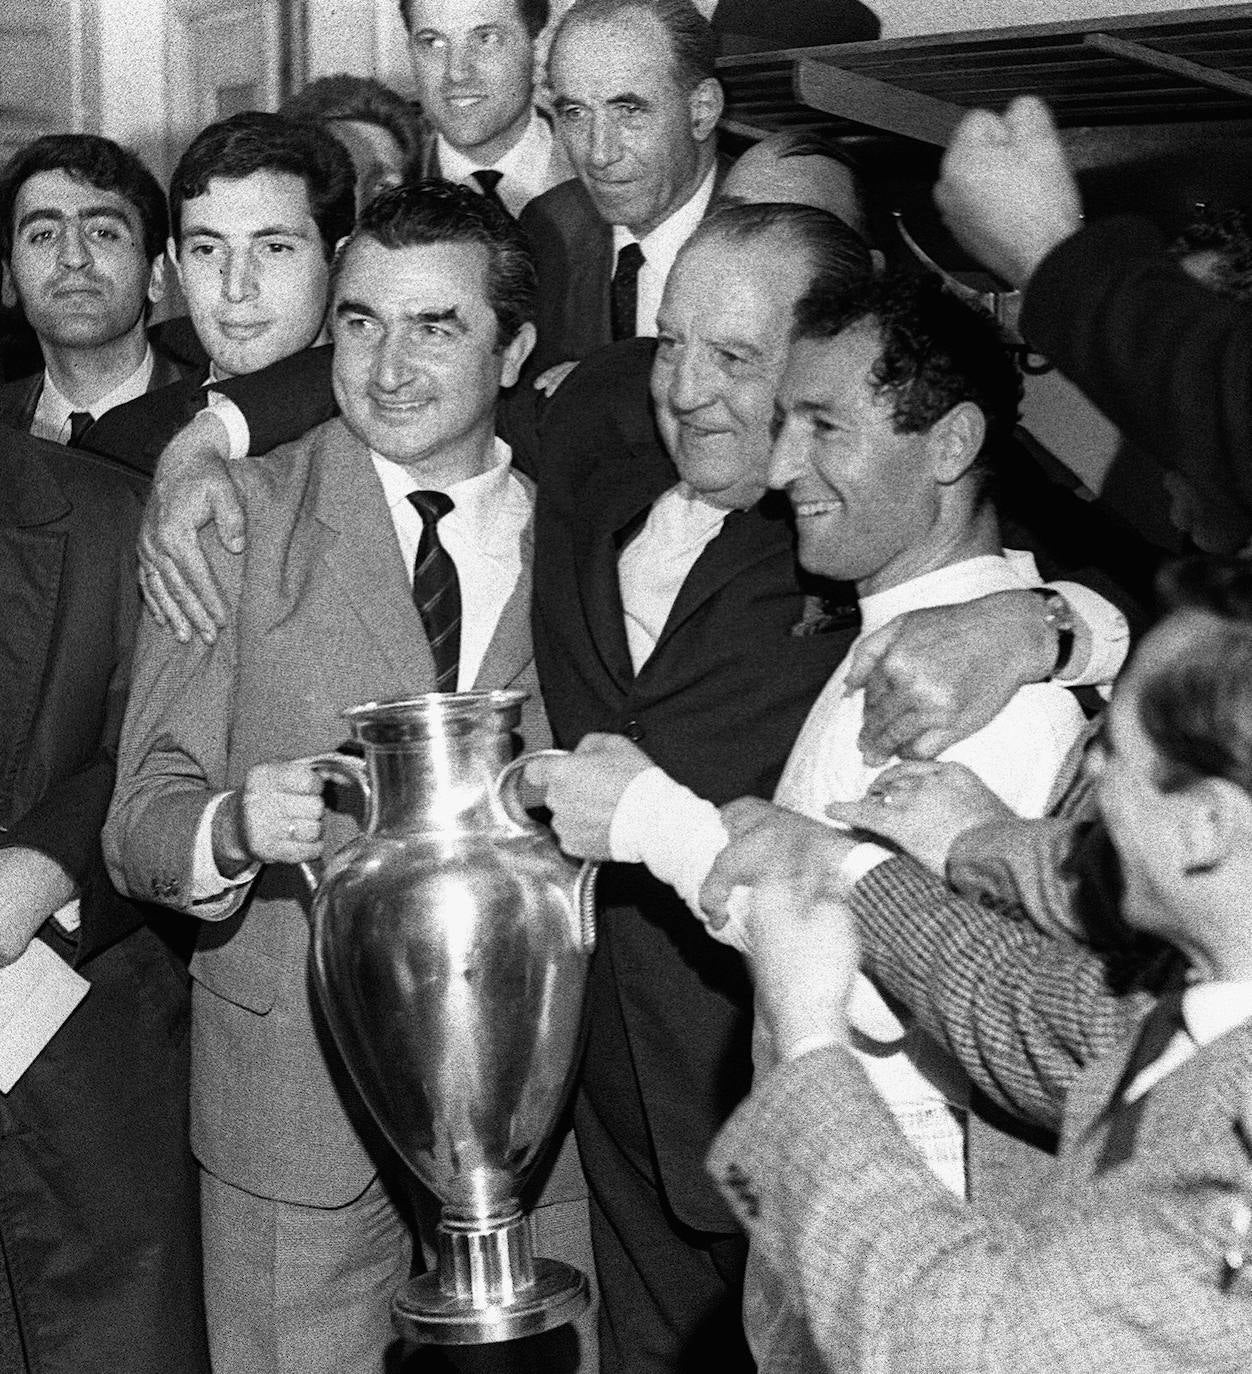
left=392, top=1258, right=589, bottom=1345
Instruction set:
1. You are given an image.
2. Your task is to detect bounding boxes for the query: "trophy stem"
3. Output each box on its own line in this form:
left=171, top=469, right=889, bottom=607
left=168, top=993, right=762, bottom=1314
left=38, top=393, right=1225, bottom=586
left=393, top=1208, right=589, bottom=1346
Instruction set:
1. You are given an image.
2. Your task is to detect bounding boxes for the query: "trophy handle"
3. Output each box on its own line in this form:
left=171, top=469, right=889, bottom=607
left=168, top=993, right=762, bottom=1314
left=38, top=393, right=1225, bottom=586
left=297, top=752, right=372, bottom=898
left=495, top=750, right=597, bottom=953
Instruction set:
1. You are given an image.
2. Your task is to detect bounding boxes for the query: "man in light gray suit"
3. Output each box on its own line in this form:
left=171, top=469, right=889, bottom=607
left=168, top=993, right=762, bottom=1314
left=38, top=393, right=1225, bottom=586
left=104, top=183, right=576, bottom=1374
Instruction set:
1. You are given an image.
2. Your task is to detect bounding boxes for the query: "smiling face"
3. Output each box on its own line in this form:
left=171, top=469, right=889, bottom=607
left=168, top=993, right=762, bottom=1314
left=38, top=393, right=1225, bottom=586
left=405, top=0, right=536, bottom=164
left=650, top=233, right=814, bottom=510
left=769, top=325, right=944, bottom=594
left=331, top=234, right=533, bottom=482
left=174, top=170, right=330, bottom=378
left=550, top=10, right=719, bottom=237
left=7, top=169, right=159, bottom=351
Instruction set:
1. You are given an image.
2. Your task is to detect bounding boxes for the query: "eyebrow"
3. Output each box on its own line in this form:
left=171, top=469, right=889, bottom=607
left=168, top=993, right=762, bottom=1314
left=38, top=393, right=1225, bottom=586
left=333, top=303, right=469, bottom=332
left=17, top=205, right=134, bottom=234
left=180, top=223, right=313, bottom=240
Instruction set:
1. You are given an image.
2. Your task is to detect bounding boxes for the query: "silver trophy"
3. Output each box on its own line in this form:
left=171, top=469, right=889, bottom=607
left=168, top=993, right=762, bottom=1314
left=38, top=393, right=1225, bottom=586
left=302, top=691, right=595, bottom=1344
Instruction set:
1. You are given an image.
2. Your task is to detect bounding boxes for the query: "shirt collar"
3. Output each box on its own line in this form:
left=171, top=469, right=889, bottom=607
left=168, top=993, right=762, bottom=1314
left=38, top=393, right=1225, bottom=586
left=612, top=163, right=717, bottom=265
left=1182, top=980, right=1252, bottom=1046
left=857, top=554, right=1024, bottom=637
left=436, top=111, right=550, bottom=197
left=41, top=343, right=155, bottom=426
left=370, top=436, right=514, bottom=521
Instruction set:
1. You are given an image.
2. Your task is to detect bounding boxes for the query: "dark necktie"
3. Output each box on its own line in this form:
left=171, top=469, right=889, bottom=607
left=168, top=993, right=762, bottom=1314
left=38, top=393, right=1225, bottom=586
left=68, top=410, right=93, bottom=446
left=611, top=242, right=646, bottom=342
left=1095, top=991, right=1187, bottom=1172
left=471, top=169, right=508, bottom=215
left=408, top=490, right=462, bottom=693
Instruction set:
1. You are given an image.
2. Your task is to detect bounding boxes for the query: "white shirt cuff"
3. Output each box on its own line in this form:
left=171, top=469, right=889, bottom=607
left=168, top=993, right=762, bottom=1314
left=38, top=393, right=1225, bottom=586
left=839, top=841, right=894, bottom=893
left=609, top=767, right=727, bottom=912
left=191, top=792, right=259, bottom=916
left=1046, top=579, right=1129, bottom=689
left=203, top=392, right=252, bottom=461
left=608, top=767, right=754, bottom=951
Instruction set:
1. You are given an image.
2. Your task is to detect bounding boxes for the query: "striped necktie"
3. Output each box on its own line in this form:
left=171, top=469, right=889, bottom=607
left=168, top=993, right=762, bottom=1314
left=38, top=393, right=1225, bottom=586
left=408, top=490, right=462, bottom=693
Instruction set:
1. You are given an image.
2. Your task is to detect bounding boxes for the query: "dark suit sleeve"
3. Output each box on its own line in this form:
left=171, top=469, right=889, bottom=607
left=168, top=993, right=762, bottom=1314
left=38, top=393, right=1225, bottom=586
left=708, top=1040, right=1252, bottom=1372
left=211, top=345, right=337, bottom=455
left=2, top=473, right=146, bottom=963
left=1020, top=215, right=1252, bottom=524
left=847, top=855, right=1146, bottom=1130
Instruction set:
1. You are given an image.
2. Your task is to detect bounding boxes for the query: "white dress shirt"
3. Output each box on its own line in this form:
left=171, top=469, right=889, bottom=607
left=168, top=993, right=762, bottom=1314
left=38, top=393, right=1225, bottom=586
left=613, top=166, right=717, bottom=338
left=613, top=552, right=1089, bottom=1196
left=437, top=110, right=563, bottom=218
left=618, top=481, right=728, bottom=672
left=189, top=438, right=528, bottom=906
left=30, top=345, right=155, bottom=445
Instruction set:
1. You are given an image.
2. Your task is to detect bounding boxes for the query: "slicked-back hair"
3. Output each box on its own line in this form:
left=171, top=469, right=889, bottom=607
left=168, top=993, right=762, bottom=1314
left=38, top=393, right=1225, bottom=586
left=280, top=74, right=428, bottom=172
left=1137, top=557, right=1252, bottom=796
left=170, top=111, right=356, bottom=259
left=0, top=133, right=167, bottom=264
left=398, top=0, right=550, bottom=40
left=684, top=201, right=873, bottom=304
left=554, top=0, right=716, bottom=91
left=793, top=271, right=1022, bottom=485
left=332, top=179, right=536, bottom=348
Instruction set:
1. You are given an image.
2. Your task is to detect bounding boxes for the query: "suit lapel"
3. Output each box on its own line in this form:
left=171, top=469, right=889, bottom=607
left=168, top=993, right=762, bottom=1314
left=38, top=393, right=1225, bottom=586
left=0, top=374, right=43, bottom=433
left=572, top=432, right=673, bottom=692
left=647, top=503, right=788, bottom=664
left=474, top=474, right=534, bottom=691
left=308, top=421, right=437, bottom=687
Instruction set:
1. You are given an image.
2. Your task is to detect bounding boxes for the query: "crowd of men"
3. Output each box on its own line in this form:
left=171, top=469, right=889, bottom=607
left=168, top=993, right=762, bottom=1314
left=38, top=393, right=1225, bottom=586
left=2, top=2, right=1251, bottom=1373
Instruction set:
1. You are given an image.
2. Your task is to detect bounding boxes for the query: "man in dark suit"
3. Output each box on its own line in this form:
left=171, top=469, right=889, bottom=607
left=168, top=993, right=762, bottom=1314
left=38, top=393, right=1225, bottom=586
left=402, top=0, right=571, bottom=216
left=700, top=556, right=1252, bottom=1372
left=519, top=0, right=725, bottom=374
left=0, top=135, right=194, bottom=440
left=103, top=184, right=583, bottom=1374
left=936, top=94, right=1252, bottom=546
left=0, top=426, right=209, bottom=1374
left=85, top=112, right=355, bottom=478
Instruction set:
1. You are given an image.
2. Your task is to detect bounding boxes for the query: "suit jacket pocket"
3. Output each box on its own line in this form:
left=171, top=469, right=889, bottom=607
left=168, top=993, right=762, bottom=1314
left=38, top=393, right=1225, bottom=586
left=191, top=938, right=280, bottom=1015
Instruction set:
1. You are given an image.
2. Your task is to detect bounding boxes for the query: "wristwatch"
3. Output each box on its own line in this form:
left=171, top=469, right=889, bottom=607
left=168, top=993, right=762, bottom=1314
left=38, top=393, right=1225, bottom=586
left=1031, top=587, right=1076, bottom=679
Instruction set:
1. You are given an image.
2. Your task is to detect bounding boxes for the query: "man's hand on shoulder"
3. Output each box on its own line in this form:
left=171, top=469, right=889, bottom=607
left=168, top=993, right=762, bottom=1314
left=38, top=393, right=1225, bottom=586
left=140, top=409, right=246, bottom=644
left=851, top=588, right=1069, bottom=765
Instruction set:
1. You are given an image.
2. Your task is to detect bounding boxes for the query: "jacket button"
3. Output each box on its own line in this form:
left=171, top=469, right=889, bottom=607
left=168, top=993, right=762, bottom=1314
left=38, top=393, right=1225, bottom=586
left=624, top=718, right=643, bottom=743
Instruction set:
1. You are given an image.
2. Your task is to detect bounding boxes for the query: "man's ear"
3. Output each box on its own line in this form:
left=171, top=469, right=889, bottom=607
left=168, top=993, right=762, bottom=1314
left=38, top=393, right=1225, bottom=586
left=166, top=237, right=184, bottom=292
left=689, top=78, right=724, bottom=142
left=147, top=252, right=168, bottom=308
left=1179, top=776, right=1252, bottom=876
left=928, top=401, right=986, bottom=486
left=1, top=264, right=15, bottom=310
left=500, top=321, right=537, bottom=387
